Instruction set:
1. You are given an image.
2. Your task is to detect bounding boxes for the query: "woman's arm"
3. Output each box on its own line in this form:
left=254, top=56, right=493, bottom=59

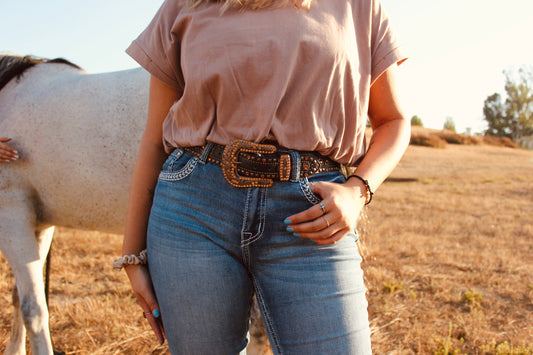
left=0, top=137, right=19, bottom=162
left=350, top=66, right=411, bottom=190
left=122, top=75, right=181, bottom=254
left=285, top=66, right=411, bottom=244
left=121, top=75, right=181, bottom=344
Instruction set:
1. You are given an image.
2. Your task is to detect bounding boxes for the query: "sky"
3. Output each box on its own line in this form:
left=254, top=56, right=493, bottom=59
left=1, top=0, right=532, bottom=134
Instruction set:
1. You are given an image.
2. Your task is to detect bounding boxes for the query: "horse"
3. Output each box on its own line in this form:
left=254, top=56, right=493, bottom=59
left=0, top=54, right=270, bottom=355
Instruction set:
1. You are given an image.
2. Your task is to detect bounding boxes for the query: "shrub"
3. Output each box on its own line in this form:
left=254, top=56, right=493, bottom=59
left=480, top=341, right=533, bottom=355
left=409, top=128, right=520, bottom=148
left=462, top=290, right=482, bottom=308
left=483, top=135, right=520, bottom=148
left=435, top=129, right=467, bottom=144
left=410, top=128, right=447, bottom=148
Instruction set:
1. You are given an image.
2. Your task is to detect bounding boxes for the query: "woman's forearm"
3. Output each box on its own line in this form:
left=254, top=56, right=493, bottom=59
left=346, top=117, right=410, bottom=193
left=122, top=139, right=167, bottom=255
left=122, top=75, right=181, bottom=255
left=346, top=66, right=410, bottom=194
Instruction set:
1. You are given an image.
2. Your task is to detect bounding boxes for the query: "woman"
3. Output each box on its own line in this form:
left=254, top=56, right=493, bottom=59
left=0, top=137, right=18, bottom=162
left=114, top=0, right=410, bottom=353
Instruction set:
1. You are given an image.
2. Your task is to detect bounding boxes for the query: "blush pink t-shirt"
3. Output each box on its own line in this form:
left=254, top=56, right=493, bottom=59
left=126, top=0, right=406, bottom=166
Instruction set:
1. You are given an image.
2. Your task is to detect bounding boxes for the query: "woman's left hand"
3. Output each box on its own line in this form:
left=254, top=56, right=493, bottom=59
left=285, top=179, right=367, bottom=245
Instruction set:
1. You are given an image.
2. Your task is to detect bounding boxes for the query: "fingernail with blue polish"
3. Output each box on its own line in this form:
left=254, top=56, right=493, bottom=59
left=293, top=232, right=300, bottom=237
left=284, top=219, right=291, bottom=225
left=153, top=309, right=160, bottom=318
left=286, top=227, right=293, bottom=232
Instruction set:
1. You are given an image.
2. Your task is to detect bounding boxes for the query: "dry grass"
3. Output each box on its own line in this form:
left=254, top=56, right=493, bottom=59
left=364, top=144, right=533, bottom=354
left=1, top=143, right=532, bottom=354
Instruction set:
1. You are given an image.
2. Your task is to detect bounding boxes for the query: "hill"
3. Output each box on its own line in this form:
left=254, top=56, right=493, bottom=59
left=410, top=126, right=520, bottom=149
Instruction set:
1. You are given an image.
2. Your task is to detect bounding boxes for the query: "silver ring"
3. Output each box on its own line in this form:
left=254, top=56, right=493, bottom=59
left=319, top=202, right=326, bottom=215
left=324, top=216, right=330, bottom=228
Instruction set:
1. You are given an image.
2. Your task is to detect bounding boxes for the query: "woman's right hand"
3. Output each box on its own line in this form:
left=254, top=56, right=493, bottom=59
left=0, top=137, right=19, bottom=162
left=125, top=264, right=165, bottom=345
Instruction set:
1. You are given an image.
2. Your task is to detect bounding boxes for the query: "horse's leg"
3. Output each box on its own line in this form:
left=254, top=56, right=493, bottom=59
left=0, top=200, right=54, bottom=355
left=6, top=286, right=26, bottom=355
left=246, top=296, right=272, bottom=355
left=36, top=227, right=65, bottom=355
left=5, top=227, right=54, bottom=355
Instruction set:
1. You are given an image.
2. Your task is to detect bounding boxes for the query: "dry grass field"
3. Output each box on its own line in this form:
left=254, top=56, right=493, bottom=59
left=1, top=142, right=532, bottom=354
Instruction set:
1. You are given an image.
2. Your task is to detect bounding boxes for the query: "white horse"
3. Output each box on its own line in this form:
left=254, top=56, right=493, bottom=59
left=0, top=55, right=269, bottom=355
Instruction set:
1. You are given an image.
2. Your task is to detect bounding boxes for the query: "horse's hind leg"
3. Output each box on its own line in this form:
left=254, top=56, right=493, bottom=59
left=6, top=286, right=25, bottom=355
left=0, top=200, right=54, bottom=355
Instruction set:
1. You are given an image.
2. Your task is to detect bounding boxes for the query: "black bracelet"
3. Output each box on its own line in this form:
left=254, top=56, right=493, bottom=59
left=349, top=174, right=373, bottom=205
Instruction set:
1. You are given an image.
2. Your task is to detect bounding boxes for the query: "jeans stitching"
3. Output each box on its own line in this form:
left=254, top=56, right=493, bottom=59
left=241, top=189, right=266, bottom=247
left=299, top=177, right=321, bottom=205
left=159, top=156, right=198, bottom=181
left=162, top=149, right=183, bottom=171
left=253, top=281, right=283, bottom=355
left=241, top=189, right=252, bottom=247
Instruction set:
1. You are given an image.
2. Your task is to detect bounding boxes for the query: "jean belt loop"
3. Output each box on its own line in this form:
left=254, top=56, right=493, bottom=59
left=199, top=142, right=214, bottom=164
left=289, top=150, right=301, bottom=182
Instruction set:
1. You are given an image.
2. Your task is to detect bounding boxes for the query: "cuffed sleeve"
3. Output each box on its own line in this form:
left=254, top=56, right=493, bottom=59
left=126, top=0, right=185, bottom=92
left=369, top=0, right=407, bottom=85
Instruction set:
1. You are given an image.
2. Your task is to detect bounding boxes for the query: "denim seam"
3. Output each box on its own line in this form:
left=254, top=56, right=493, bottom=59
left=299, top=177, right=322, bottom=205
left=241, top=189, right=252, bottom=247
left=241, top=189, right=266, bottom=247
left=159, top=156, right=198, bottom=181
left=241, top=244, right=251, bottom=270
left=253, top=281, right=283, bottom=355
left=165, top=149, right=183, bottom=170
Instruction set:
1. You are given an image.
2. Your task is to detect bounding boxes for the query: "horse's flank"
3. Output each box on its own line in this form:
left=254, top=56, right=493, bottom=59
left=0, top=56, right=149, bottom=233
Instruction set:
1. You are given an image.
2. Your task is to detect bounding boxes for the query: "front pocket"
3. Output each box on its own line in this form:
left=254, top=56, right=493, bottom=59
left=298, top=177, right=322, bottom=205
left=159, top=151, right=199, bottom=182
left=297, top=171, right=347, bottom=206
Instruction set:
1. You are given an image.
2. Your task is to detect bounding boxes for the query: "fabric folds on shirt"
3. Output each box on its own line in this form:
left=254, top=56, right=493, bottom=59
left=126, top=0, right=406, bottom=166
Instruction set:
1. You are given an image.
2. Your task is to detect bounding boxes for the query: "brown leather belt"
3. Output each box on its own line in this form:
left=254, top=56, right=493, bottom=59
left=183, top=139, right=340, bottom=188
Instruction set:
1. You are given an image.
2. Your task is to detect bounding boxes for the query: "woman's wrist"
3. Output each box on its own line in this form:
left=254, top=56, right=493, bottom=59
left=346, top=174, right=373, bottom=205
left=113, top=249, right=147, bottom=271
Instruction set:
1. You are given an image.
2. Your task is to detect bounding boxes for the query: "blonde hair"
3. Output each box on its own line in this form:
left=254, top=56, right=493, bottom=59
left=186, top=0, right=314, bottom=12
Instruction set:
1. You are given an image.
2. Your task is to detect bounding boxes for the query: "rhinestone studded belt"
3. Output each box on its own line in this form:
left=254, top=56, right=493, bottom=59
left=183, top=139, right=340, bottom=188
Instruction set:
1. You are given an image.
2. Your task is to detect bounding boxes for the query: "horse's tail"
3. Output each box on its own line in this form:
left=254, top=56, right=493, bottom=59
left=0, top=54, right=82, bottom=92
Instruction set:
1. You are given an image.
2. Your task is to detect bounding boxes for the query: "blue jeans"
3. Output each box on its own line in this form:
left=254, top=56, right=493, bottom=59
left=147, top=147, right=372, bottom=355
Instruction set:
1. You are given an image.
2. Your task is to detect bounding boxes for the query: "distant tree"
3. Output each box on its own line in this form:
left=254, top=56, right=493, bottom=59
left=411, top=115, right=423, bottom=127
left=484, top=66, right=533, bottom=142
left=484, top=93, right=510, bottom=137
left=443, top=116, right=456, bottom=132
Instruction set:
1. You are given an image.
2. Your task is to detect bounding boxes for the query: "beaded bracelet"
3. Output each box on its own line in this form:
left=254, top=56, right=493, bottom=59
left=349, top=174, right=373, bottom=205
left=113, top=249, right=147, bottom=271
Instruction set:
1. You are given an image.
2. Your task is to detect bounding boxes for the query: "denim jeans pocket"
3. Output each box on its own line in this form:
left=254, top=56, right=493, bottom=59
left=159, top=149, right=199, bottom=182
left=298, top=177, right=322, bottom=205
left=297, top=171, right=347, bottom=206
